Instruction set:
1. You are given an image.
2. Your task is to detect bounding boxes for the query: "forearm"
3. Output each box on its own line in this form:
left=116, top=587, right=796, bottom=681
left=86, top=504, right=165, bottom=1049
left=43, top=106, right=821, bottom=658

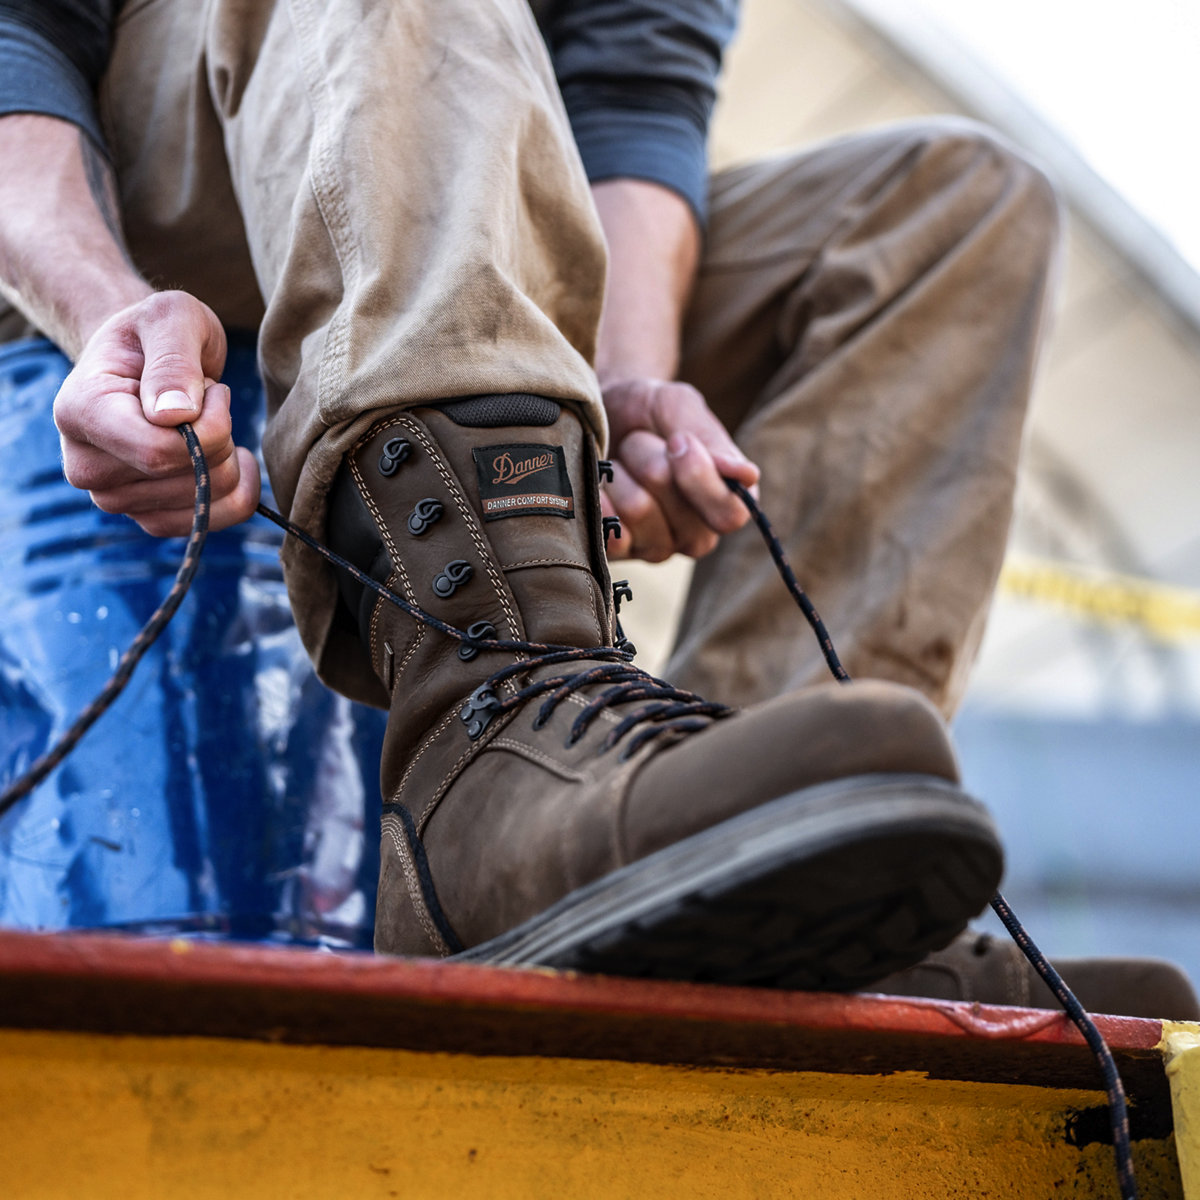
left=0, top=114, right=151, bottom=358
left=591, top=178, right=699, bottom=384
left=589, top=178, right=754, bottom=562
left=0, top=113, right=254, bottom=535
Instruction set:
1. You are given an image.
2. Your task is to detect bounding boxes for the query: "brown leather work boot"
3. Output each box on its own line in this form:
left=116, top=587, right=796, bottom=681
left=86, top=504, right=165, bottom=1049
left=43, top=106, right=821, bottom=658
left=326, top=394, right=1004, bottom=989
left=866, top=931, right=1200, bottom=1019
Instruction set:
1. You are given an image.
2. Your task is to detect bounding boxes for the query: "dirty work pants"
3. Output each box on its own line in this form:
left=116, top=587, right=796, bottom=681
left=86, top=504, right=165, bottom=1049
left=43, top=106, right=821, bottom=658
left=44, top=0, right=1063, bottom=715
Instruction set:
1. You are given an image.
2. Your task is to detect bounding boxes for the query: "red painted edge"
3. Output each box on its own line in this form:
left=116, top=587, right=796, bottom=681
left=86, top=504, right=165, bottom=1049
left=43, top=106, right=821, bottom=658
left=0, top=928, right=1163, bottom=1052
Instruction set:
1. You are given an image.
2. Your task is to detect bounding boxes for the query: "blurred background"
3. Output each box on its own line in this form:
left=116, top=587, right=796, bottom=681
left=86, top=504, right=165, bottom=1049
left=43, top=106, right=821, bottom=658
left=621, top=0, right=1200, bottom=986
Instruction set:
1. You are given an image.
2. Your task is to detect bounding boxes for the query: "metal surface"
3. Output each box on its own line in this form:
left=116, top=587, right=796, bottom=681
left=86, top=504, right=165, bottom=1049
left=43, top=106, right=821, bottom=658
left=0, top=336, right=385, bottom=947
left=1163, top=1024, right=1200, bottom=1200
left=6, top=1030, right=1180, bottom=1200
left=0, top=929, right=1188, bottom=1199
left=0, top=928, right=1174, bottom=1087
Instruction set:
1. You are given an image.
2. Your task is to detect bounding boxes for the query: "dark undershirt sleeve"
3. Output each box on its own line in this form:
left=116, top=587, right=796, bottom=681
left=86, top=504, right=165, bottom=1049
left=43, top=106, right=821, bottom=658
left=6, top=0, right=735, bottom=224
left=541, top=0, right=739, bottom=226
left=0, top=1, right=117, bottom=155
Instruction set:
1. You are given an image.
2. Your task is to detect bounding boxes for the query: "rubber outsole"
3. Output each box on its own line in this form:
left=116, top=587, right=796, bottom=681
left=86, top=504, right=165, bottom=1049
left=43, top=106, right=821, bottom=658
left=453, top=773, right=1003, bottom=991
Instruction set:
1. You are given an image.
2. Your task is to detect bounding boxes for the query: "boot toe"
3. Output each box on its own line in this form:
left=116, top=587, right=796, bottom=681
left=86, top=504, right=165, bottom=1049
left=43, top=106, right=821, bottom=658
left=623, top=679, right=960, bottom=861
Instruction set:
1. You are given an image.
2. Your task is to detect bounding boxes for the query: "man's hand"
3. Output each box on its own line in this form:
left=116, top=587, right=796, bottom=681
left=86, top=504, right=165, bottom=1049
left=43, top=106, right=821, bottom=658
left=590, top=178, right=759, bottom=563
left=0, top=117, right=258, bottom=536
left=601, top=376, right=758, bottom=562
left=54, top=291, right=260, bottom=537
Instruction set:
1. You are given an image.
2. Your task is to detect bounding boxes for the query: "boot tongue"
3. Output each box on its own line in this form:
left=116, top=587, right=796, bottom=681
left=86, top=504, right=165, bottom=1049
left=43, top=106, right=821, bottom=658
left=421, top=400, right=613, bottom=651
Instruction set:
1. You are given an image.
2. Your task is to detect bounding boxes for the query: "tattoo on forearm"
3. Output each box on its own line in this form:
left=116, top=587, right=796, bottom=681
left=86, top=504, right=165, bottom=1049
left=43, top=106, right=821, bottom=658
left=79, top=131, right=134, bottom=264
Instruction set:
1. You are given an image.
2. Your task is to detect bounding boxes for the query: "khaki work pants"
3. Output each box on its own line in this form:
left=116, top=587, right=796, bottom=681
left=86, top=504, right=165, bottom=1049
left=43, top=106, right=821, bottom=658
left=24, top=0, right=1062, bottom=717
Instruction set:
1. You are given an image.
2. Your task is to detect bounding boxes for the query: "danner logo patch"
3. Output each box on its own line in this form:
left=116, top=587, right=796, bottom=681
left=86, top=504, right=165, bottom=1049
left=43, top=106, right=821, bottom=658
left=473, top=443, right=575, bottom=521
left=491, top=450, right=554, bottom=486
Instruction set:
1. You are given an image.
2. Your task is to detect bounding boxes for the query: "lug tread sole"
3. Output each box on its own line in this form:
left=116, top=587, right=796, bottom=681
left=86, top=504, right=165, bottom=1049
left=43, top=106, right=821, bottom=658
left=454, top=773, right=1003, bottom=992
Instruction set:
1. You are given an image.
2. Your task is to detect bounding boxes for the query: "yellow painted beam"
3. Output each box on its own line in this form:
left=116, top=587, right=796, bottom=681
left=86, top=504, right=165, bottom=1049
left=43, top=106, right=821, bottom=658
left=0, top=1030, right=1183, bottom=1199
left=1163, top=1022, right=1200, bottom=1199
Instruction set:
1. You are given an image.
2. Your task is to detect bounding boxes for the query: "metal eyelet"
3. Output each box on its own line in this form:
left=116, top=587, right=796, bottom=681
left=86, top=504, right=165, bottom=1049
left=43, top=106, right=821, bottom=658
left=407, top=497, right=444, bottom=536
left=612, top=580, right=636, bottom=656
left=458, top=620, right=497, bottom=662
left=378, top=437, right=412, bottom=477
left=459, top=685, right=501, bottom=740
left=432, top=559, right=473, bottom=598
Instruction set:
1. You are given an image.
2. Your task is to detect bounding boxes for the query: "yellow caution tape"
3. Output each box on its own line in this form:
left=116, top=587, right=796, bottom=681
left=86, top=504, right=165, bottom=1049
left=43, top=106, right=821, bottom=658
left=1000, top=556, right=1200, bottom=642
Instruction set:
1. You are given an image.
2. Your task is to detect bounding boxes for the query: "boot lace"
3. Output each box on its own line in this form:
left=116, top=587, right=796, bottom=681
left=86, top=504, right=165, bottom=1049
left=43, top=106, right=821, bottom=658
left=0, top=424, right=1140, bottom=1200
left=480, top=653, right=729, bottom=758
left=443, top=480, right=851, bottom=757
left=300, top=571, right=732, bottom=759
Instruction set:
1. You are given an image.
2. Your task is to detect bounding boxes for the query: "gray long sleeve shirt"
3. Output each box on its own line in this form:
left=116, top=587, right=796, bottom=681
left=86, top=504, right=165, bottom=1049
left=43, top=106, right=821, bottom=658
left=0, top=0, right=737, bottom=223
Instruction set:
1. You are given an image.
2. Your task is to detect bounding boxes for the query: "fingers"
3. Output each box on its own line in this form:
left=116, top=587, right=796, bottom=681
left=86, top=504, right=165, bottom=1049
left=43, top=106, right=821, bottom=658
left=56, top=292, right=230, bottom=470
left=135, top=292, right=227, bottom=427
left=614, top=431, right=719, bottom=561
left=60, top=375, right=235, bottom=484
left=60, top=375, right=259, bottom=536
left=600, top=376, right=761, bottom=561
left=53, top=293, right=257, bottom=536
left=603, top=454, right=679, bottom=563
left=59, top=381, right=234, bottom=486
left=92, top=444, right=260, bottom=529
left=646, top=384, right=759, bottom=532
left=119, top=446, right=262, bottom=538
left=606, top=378, right=757, bottom=477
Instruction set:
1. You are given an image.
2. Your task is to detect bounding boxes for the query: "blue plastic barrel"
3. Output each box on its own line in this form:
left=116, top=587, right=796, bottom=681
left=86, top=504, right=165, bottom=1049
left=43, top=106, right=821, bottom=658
left=0, top=335, right=384, bottom=947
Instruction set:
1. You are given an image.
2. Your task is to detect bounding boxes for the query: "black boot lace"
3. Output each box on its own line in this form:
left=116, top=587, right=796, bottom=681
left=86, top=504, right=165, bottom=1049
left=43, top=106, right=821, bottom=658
left=0, top=424, right=1140, bottom=1200
left=265, top=501, right=744, bottom=761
